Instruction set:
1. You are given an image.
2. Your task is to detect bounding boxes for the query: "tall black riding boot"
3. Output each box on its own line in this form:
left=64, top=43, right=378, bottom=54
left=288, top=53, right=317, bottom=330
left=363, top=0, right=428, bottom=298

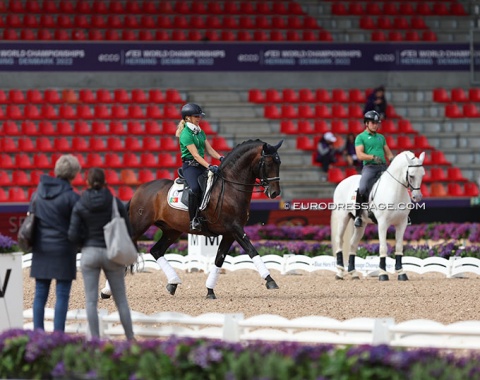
left=354, top=191, right=365, bottom=228
left=188, top=191, right=201, bottom=231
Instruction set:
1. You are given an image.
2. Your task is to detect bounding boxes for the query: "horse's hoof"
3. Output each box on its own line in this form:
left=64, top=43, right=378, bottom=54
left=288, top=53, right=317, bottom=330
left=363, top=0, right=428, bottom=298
left=206, top=293, right=217, bottom=299
left=335, top=275, right=344, bottom=280
left=100, top=292, right=111, bottom=299
left=266, top=280, right=279, bottom=289
left=379, top=274, right=389, bottom=281
left=398, top=273, right=409, bottom=281
left=166, top=283, right=178, bottom=295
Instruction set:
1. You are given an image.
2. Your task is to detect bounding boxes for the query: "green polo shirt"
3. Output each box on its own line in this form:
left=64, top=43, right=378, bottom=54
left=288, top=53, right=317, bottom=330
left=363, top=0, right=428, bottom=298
left=179, top=126, right=206, bottom=160
left=355, top=130, right=386, bottom=165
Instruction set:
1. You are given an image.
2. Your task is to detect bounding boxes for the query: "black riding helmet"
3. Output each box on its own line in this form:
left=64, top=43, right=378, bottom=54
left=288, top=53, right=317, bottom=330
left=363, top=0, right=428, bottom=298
left=181, top=103, right=205, bottom=120
left=364, top=110, right=381, bottom=124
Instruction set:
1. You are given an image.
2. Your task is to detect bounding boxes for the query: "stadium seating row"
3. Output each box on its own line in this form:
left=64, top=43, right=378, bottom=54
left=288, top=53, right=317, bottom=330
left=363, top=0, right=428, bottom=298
left=323, top=168, right=478, bottom=197
left=433, top=88, right=480, bottom=103
left=1, top=0, right=305, bottom=16
left=0, top=88, right=183, bottom=104
left=1, top=133, right=230, bottom=150
left=0, top=14, right=319, bottom=30
left=300, top=134, right=431, bottom=152
left=1, top=136, right=179, bottom=152
left=0, top=103, right=184, bottom=120
left=280, top=119, right=417, bottom=135
left=444, top=103, right=480, bottom=118
left=359, top=15, right=428, bottom=30
left=2, top=28, right=331, bottom=42
left=263, top=104, right=400, bottom=119
left=249, top=88, right=368, bottom=103
left=1, top=120, right=186, bottom=136
left=370, top=30, right=437, bottom=42
left=0, top=168, right=174, bottom=187
left=332, top=2, right=466, bottom=17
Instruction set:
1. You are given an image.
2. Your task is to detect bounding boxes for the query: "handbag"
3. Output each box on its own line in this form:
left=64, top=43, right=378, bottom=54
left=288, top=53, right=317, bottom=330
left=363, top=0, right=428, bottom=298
left=103, top=197, right=138, bottom=266
left=17, top=195, right=37, bottom=252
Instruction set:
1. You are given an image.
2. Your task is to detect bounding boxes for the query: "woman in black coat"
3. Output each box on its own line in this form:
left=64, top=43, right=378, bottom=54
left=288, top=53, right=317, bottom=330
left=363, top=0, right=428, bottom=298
left=30, top=154, right=81, bottom=332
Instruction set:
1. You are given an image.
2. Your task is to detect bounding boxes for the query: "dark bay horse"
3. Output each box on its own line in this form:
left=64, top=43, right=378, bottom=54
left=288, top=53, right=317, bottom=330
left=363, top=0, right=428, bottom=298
left=128, top=139, right=283, bottom=299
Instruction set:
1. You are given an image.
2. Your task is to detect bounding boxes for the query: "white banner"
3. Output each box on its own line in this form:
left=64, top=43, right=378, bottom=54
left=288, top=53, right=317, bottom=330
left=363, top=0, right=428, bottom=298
left=0, top=252, right=23, bottom=332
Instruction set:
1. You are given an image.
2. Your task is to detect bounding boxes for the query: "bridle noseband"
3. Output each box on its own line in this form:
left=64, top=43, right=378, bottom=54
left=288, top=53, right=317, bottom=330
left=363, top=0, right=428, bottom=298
left=386, top=163, right=423, bottom=191
left=258, top=151, right=281, bottom=188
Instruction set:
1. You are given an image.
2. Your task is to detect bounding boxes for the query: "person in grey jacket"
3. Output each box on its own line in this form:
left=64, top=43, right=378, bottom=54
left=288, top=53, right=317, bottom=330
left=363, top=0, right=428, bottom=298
left=30, top=154, right=81, bottom=332
left=68, top=167, right=134, bottom=340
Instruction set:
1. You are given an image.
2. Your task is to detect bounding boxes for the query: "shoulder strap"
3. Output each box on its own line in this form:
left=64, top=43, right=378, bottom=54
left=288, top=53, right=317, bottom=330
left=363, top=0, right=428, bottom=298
left=112, top=197, right=120, bottom=218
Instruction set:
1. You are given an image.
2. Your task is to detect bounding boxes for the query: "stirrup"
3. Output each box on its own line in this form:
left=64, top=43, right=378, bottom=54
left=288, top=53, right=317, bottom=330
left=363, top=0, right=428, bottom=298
left=354, top=217, right=363, bottom=227
left=190, top=219, right=202, bottom=231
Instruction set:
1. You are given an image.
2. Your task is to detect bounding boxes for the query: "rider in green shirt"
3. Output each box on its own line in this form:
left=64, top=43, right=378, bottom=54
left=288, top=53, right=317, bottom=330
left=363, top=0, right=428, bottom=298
left=353, top=110, right=394, bottom=227
left=176, top=103, right=224, bottom=231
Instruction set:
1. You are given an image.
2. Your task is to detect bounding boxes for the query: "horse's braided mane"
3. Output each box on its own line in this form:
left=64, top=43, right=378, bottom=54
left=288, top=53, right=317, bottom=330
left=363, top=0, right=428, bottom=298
left=220, top=139, right=264, bottom=168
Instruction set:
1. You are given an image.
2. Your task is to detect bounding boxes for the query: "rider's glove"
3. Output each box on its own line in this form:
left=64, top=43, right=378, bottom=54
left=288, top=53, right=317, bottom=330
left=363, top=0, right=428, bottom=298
left=208, top=165, right=219, bottom=174
left=219, top=156, right=224, bottom=162
left=373, top=155, right=383, bottom=164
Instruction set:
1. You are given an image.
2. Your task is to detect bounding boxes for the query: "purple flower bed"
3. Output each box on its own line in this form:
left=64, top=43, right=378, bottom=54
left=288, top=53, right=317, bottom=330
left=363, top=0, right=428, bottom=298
left=137, top=223, right=480, bottom=259
left=1, top=329, right=479, bottom=380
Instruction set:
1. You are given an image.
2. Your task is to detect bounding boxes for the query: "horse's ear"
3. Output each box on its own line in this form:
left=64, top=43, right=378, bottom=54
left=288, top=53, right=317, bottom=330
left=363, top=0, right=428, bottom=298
left=274, top=139, right=284, bottom=150
left=418, top=151, right=425, bottom=164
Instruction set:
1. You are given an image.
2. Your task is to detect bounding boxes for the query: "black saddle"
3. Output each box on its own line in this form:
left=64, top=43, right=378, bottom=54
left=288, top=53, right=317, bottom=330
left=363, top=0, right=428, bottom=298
left=176, top=168, right=209, bottom=206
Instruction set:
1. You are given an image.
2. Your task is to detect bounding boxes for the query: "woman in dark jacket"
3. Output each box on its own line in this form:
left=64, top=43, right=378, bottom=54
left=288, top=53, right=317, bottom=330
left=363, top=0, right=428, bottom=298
left=68, top=167, right=134, bottom=340
left=30, top=154, right=81, bottom=332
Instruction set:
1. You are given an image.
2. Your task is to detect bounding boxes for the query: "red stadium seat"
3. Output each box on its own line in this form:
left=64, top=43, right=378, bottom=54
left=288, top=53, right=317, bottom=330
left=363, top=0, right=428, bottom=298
left=430, top=183, right=447, bottom=197
left=2, top=137, right=17, bottom=152
left=57, top=121, right=74, bottom=135
left=445, top=104, right=462, bottom=118
left=447, top=167, right=467, bottom=182
left=2, top=121, right=21, bottom=135
left=451, top=88, right=469, bottom=102
left=397, top=135, right=414, bottom=150
left=44, top=89, right=61, bottom=103
left=109, top=121, right=126, bottom=135
left=125, top=136, right=142, bottom=151
left=141, top=153, right=158, bottom=168
left=105, top=153, right=123, bottom=168
left=142, top=136, right=160, bottom=151
left=328, top=168, right=345, bottom=183
left=8, top=187, right=28, bottom=202
left=118, top=186, right=135, bottom=201
left=433, top=88, right=450, bottom=103
left=145, top=121, right=162, bottom=134
left=464, top=182, right=480, bottom=196
left=71, top=136, right=89, bottom=152
left=89, top=136, right=107, bottom=151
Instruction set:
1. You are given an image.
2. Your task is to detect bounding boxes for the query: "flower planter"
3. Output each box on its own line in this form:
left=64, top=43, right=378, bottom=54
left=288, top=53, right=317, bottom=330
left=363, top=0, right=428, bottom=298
left=0, top=252, right=23, bottom=332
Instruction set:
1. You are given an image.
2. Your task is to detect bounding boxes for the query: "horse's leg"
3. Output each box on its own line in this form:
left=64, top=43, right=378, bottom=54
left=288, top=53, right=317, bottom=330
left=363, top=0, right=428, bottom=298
left=394, top=220, right=409, bottom=281
left=233, top=229, right=279, bottom=289
left=347, top=225, right=365, bottom=280
left=333, top=211, right=349, bottom=280
left=205, top=235, right=235, bottom=300
left=377, top=221, right=390, bottom=281
left=150, top=230, right=183, bottom=295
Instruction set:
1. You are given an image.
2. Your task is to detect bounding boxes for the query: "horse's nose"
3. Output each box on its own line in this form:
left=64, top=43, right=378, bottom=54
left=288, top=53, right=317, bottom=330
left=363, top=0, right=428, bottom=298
left=269, top=189, right=280, bottom=199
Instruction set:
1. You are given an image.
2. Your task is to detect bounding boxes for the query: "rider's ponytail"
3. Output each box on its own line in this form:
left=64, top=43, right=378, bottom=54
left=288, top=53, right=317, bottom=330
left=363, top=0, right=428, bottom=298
left=175, top=119, right=185, bottom=137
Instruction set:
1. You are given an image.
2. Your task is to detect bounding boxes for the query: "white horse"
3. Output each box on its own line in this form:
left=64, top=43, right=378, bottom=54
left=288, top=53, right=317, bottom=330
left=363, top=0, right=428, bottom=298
left=331, top=151, right=425, bottom=281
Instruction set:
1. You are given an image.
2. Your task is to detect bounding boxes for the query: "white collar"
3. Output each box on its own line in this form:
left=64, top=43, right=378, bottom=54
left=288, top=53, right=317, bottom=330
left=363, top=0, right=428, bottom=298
left=186, top=122, right=201, bottom=135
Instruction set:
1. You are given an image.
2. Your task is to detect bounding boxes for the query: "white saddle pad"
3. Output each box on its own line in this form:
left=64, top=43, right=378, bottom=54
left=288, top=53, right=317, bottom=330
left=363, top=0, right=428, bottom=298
left=167, top=171, right=215, bottom=211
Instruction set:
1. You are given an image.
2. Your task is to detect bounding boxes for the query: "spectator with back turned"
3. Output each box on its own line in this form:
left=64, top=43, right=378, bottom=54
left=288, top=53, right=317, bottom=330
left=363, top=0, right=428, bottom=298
left=30, top=154, right=81, bottom=332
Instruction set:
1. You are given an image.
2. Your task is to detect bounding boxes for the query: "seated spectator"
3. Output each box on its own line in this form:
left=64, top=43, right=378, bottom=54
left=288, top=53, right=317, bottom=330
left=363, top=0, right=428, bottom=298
left=315, top=131, right=338, bottom=178
left=343, top=133, right=362, bottom=171
left=364, top=86, right=387, bottom=120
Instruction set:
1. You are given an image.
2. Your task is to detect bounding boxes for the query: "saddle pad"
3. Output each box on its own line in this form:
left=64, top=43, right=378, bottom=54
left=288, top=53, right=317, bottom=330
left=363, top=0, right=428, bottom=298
left=167, top=182, right=188, bottom=211
left=167, top=172, right=214, bottom=211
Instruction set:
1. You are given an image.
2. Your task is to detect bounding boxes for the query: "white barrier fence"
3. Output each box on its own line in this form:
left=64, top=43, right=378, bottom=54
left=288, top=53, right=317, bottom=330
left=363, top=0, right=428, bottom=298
left=20, top=253, right=480, bottom=349
left=24, top=252, right=480, bottom=278
left=22, top=307, right=480, bottom=350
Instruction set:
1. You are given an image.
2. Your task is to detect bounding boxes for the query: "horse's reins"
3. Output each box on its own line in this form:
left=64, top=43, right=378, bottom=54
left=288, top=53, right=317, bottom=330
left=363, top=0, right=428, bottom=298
left=218, top=152, right=281, bottom=193
left=204, top=152, right=281, bottom=224
left=370, top=157, right=422, bottom=203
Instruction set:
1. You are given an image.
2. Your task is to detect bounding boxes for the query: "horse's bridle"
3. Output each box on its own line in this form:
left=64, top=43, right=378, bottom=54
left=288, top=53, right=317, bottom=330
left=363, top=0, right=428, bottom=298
left=257, top=151, right=281, bottom=188
left=219, top=151, right=281, bottom=191
left=386, top=163, right=423, bottom=191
